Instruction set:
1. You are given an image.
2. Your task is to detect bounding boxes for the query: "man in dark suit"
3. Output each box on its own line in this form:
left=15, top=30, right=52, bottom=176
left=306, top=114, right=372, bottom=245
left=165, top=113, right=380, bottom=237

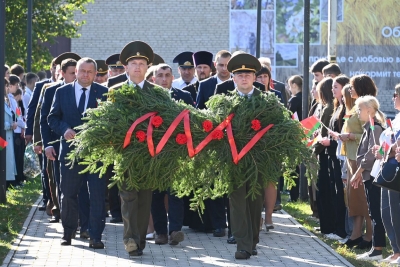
left=195, top=50, right=232, bottom=109
left=105, top=53, right=127, bottom=88
left=148, top=63, right=193, bottom=246
left=109, top=41, right=161, bottom=257
left=226, top=53, right=264, bottom=260
left=25, top=58, right=55, bottom=211
left=182, top=51, right=213, bottom=102
left=41, top=56, right=79, bottom=224
left=48, top=57, right=109, bottom=249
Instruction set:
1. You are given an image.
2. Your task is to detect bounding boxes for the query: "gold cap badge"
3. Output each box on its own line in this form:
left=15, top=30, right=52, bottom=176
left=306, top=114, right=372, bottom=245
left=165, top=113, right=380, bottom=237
left=99, top=68, right=103, bottom=72
left=184, top=61, right=191, bottom=66
left=137, top=52, right=140, bottom=56
left=116, top=61, right=122, bottom=66
left=242, top=65, right=245, bottom=68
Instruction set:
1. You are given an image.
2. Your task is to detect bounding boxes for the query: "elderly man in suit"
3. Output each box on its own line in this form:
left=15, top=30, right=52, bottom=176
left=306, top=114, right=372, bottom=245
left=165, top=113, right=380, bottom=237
left=48, top=57, right=109, bottom=249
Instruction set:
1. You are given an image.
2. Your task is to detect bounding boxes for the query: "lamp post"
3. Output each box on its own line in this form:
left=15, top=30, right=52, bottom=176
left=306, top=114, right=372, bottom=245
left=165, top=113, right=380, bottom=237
left=256, top=0, right=262, bottom=57
left=300, top=0, right=311, bottom=201
left=0, top=0, right=7, bottom=203
left=328, top=0, right=337, bottom=63
left=27, top=0, right=33, bottom=72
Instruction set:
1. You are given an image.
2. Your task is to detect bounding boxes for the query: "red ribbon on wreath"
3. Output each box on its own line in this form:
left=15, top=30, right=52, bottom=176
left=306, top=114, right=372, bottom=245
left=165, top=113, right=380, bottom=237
left=122, top=110, right=274, bottom=164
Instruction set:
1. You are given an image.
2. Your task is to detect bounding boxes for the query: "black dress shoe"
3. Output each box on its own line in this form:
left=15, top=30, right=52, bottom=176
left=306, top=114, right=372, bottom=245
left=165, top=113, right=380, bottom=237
left=129, top=249, right=143, bottom=256
left=89, top=239, right=104, bottom=249
left=49, top=216, right=60, bottom=223
left=38, top=204, right=46, bottom=211
left=235, top=250, right=251, bottom=259
left=80, top=231, right=90, bottom=239
left=213, top=228, right=225, bottom=237
left=343, top=236, right=363, bottom=248
left=60, top=238, right=71, bottom=246
left=355, top=239, right=372, bottom=250
left=110, top=217, right=123, bottom=223
left=252, top=249, right=257, bottom=255
left=227, top=236, right=237, bottom=244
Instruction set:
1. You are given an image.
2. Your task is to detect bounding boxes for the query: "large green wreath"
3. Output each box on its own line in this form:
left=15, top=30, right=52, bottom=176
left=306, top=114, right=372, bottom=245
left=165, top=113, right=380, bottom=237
left=68, top=84, right=317, bottom=210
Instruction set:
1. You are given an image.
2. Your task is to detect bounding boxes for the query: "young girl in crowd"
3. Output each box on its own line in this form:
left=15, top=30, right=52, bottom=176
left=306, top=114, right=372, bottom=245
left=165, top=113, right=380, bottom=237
left=351, top=95, right=386, bottom=261
left=324, top=75, right=349, bottom=240
left=312, top=77, right=336, bottom=235
left=341, top=74, right=376, bottom=249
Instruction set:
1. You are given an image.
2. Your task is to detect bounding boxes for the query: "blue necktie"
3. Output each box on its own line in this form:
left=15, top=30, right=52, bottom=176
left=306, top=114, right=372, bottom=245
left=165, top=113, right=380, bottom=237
left=78, top=88, right=87, bottom=115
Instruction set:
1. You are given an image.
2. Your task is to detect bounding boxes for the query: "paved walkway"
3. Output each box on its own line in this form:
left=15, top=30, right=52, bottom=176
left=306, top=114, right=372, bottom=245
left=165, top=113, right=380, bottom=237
left=2, top=197, right=353, bottom=267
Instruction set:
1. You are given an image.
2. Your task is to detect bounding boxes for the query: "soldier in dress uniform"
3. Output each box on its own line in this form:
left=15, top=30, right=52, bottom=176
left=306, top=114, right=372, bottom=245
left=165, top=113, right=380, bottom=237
left=171, top=52, right=197, bottom=89
left=226, top=53, right=264, bottom=259
left=105, top=54, right=127, bottom=88
left=94, top=60, right=108, bottom=84
left=182, top=51, right=213, bottom=102
left=109, top=41, right=160, bottom=257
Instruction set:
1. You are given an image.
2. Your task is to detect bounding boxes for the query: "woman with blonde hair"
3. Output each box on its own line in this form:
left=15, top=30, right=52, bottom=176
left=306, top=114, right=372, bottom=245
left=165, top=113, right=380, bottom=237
left=351, top=95, right=386, bottom=261
left=339, top=80, right=374, bottom=250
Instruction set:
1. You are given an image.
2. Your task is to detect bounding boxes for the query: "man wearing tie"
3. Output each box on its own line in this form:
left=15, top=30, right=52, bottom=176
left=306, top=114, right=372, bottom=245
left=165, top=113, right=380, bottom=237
left=48, top=57, right=109, bottom=249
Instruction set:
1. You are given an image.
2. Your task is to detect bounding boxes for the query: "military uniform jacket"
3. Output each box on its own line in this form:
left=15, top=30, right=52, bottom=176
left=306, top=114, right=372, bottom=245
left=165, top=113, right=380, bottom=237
left=170, top=87, right=194, bottom=107
left=106, top=72, right=128, bottom=88
left=214, top=79, right=265, bottom=95
left=182, top=81, right=199, bottom=104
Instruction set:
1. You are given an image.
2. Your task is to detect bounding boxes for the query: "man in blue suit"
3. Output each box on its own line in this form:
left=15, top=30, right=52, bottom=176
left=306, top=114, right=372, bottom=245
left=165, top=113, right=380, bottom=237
left=48, top=57, right=109, bottom=249
left=195, top=50, right=232, bottom=109
left=40, top=55, right=79, bottom=224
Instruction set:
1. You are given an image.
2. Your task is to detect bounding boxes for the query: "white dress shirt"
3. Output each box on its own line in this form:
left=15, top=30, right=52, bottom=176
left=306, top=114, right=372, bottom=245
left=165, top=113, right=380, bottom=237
left=75, top=82, right=91, bottom=114
left=128, top=79, right=145, bottom=89
left=236, top=87, right=255, bottom=97
left=23, top=86, right=33, bottom=110
left=172, top=76, right=197, bottom=90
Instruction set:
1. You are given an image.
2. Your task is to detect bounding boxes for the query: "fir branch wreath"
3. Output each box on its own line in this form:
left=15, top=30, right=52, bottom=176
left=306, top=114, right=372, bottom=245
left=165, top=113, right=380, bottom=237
left=68, top=84, right=318, bottom=210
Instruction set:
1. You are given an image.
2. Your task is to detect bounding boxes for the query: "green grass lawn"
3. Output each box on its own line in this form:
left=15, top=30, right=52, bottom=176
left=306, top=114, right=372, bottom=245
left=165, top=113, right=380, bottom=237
left=0, top=177, right=41, bottom=264
left=282, top=194, right=392, bottom=267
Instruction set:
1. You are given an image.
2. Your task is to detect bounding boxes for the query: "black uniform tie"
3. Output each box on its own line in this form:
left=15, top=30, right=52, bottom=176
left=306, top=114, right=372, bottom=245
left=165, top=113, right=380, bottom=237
left=78, top=88, right=87, bottom=115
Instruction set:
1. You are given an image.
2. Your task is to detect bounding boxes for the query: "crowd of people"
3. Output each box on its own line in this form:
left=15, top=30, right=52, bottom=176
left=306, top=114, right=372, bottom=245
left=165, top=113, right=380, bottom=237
left=3, top=43, right=400, bottom=263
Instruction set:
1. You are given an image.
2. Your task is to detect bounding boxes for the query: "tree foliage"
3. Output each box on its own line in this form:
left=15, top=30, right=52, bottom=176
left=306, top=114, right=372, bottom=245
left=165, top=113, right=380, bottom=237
left=5, top=0, right=93, bottom=72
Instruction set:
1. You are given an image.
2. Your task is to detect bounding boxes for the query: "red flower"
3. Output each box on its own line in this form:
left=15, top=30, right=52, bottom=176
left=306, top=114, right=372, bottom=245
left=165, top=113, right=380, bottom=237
left=135, top=130, right=146, bottom=143
left=202, top=120, right=213, bottom=132
left=152, top=116, right=163, bottom=128
left=251, top=119, right=262, bottom=131
left=212, top=129, right=224, bottom=140
left=176, top=133, right=187, bottom=145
